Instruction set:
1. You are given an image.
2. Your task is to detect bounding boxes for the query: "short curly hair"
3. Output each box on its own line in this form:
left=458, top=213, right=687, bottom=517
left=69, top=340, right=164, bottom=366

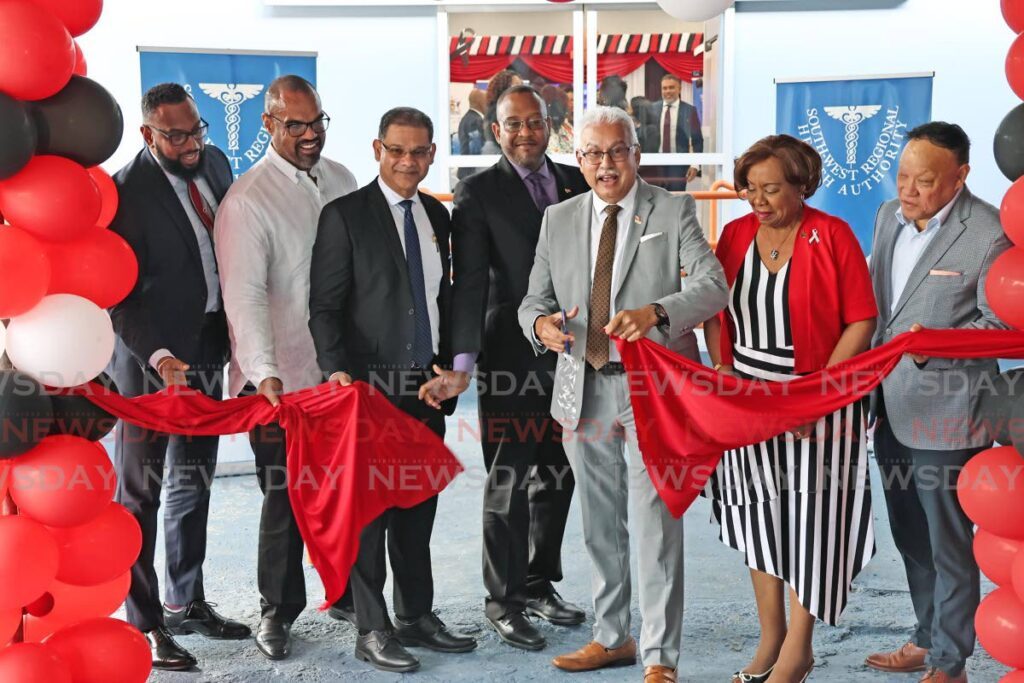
left=733, top=134, right=822, bottom=199
left=486, top=69, right=521, bottom=106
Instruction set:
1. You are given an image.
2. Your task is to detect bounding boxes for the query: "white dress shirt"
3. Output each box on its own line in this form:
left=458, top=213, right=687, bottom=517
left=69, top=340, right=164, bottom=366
left=659, top=101, right=677, bottom=153
left=377, top=177, right=443, bottom=355
left=147, top=149, right=221, bottom=370
left=590, top=181, right=639, bottom=362
left=215, top=144, right=357, bottom=396
left=890, top=188, right=962, bottom=313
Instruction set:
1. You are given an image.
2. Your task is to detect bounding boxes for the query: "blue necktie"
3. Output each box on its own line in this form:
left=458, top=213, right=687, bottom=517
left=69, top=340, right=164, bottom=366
left=399, top=199, right=434, bottom=368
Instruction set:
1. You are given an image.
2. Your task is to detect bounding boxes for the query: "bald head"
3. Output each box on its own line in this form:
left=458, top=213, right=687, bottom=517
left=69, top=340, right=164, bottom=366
left=265, top=75, right=319, bottom=115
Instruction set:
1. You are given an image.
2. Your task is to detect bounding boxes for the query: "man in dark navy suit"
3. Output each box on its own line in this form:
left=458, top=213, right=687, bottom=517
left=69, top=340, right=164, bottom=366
left=109, top=83, right=249, bottom=671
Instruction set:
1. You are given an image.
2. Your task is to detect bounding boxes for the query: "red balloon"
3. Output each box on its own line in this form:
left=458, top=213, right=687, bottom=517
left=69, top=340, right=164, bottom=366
left=1006, top=0, right=1024, bottom=34
left=975, top=530, right=1022, bottom=586
left=72, top=40, right=86, bottom=77
left=9, top=435, right=115, bottom=528
left=48, top=503, right=141, bottom=586
left=25, top=592, right=54, bottom=617
left=44, top=618, right=152, bottom=683
left=24, top=572, right=129, bottom=643
left=0, top=516, right=59, bottom=610
left=1009, top=33, right=1024, bottom=102
left=0, top=643, right=71, bottom=683
left=0, top=606, right=22, bottom=645
left=27, top=0, right=102, bottom=37
left=1001, top=176, right=1024, bottom=247
left=1002, top=671, right=1024, bottom=683
left=958, top=446, right=1024, bottom=540
left=0, top=1, right=75, bottom=101
left=45, top=228, right=138, bottom=308
left=977, top=587, right=1024, bottom=669
left=86, top=166, right=116, bottom=227
left=986, top=248, right=1024, bottom=330
left=1015, top=548, right=1024, bottom=605
left=0, top=156, right=101, bottom=242
left=0, top=226, right=51, bottom=318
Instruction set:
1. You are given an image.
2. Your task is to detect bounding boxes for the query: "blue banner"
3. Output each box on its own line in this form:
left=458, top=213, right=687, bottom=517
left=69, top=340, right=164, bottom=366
left=139, top=49, right=317, bottom=178
left=776, top=74, right=933, bottom=254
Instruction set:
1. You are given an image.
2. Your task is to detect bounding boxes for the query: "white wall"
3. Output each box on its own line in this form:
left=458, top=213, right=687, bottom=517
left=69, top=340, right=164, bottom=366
left=80, top=0, right=441, bottom=189
left=730, top=0, right=1017, bottom=220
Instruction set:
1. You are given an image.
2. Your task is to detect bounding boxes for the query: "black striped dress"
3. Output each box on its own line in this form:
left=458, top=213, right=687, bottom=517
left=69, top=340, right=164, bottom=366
left=704, top=241, right=876, bottom=625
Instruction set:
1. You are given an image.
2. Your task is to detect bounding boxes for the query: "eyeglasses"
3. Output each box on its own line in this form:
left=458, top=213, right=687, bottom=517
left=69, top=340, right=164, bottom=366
left=268, top=113, right=331, bottom=137
left=147, top=119, right=209, bottom=147
left=578, top=144, right=637, bottom=165
left=378, top=141, right=433, bottom=160
left=501, top=117, right=548, bottom=133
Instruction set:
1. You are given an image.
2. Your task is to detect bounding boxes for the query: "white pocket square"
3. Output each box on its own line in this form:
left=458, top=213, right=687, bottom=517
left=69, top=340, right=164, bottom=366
left=640, top=232, right=665, bottom=243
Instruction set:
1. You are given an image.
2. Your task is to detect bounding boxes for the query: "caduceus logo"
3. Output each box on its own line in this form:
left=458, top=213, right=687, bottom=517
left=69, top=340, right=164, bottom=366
left=198, top=83, right=264, bottom=154
left=823, top=105, right=882, bottom=167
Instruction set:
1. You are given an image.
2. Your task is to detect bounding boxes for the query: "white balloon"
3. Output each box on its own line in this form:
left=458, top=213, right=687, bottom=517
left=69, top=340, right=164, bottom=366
left=0, top=321, right=5, bottom=359
left=6, top=294, right=115, bottom=388
left=656, top=0, right=734, bottom=22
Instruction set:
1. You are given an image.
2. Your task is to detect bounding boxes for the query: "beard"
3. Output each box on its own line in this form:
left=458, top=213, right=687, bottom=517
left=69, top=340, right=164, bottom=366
left=153, top=145, right=204, bottom=180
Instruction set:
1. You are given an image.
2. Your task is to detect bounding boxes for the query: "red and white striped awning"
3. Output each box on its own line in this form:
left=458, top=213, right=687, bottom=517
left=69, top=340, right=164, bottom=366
left=448, top=32, right=703, bottom=57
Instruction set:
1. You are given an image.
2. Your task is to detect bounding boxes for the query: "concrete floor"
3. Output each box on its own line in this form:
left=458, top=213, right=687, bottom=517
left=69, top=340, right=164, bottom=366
left=130, top=391, right=1009, bottom=683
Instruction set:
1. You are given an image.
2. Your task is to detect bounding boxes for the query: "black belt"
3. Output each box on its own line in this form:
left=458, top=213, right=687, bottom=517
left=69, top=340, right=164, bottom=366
left=586, top=361, right=625, bottom=375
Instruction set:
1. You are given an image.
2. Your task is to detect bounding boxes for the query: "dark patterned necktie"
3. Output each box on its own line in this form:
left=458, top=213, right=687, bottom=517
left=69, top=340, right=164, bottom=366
left=399, top=200, right=434, bottom=368
left=586, top=204, right=621, bottom=370
left=662, top=103, right=673, bottom=153
left=525, top=172, right=552, bottom=213
left=187, top=179, right=215, bottom=239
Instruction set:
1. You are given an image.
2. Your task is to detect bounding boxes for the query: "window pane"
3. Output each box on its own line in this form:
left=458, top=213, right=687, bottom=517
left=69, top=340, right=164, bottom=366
left=638, top=164, right=736, bottom=242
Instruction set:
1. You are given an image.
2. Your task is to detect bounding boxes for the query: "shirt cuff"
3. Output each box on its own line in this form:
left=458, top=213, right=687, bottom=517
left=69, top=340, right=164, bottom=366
left=249, top=364, right=281, bottom=389
left=531, top=316, right=548, bottom=354
left=149, top=348, right=173, bottom=371
left=452, top=352, right=477, bottom=374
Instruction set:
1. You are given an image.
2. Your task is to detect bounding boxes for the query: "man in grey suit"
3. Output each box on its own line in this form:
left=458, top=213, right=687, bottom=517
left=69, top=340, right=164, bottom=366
left=518, top=106, right=727, bottom=682
left=865, top=122, right=1011, bottom=683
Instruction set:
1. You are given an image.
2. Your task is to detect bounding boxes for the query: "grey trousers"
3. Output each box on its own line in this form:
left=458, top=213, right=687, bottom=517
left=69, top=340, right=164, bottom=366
left=561, top=367, right=685, bottom=669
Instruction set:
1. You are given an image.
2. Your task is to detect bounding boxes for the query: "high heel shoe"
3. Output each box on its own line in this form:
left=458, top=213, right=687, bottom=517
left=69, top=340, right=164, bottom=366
left=731, top=664, right=774, bottom=683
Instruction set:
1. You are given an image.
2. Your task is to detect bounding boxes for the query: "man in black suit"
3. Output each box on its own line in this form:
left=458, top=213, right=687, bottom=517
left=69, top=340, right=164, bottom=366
left=109, top=83, right=249, bottom=672
left=644, top=73, right=703, bottom=191
left=456, top=88, right=487, bottom=180
left=420, top=84, right=589, bottom=651
left=309, top=107, right=476, bottom=673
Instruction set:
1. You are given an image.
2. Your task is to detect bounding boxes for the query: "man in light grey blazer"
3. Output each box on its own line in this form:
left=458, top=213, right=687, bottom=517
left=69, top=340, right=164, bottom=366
left=865, top=122, right=1011, bottom=683
left=518, top=106, right=727, bottom=683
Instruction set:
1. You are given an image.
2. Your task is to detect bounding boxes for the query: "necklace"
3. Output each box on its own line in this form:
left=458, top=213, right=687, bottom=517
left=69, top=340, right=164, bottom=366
left=761, top=224, right=799, bottom=260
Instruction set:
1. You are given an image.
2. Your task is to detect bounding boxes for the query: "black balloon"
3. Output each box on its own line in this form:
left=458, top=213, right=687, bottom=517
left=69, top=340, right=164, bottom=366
left=46, top=372, right=119, bottom=442
left=0, top=93, right=36, bottom=180
left=0, top=369, right=54, bottom=459
left=31, top=75, right=123, bottom=168
left=995, top=103, right=1024, bottom=182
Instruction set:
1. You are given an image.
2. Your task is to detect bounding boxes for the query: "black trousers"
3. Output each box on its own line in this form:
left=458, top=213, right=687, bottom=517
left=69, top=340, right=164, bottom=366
left=114, top=314, right=225, bottom=633
left=480, top=392, right=574, bottom=620
left=250, top=421, right=308, bottom=623
left=350, top=374, right=446, bottom=632
left=874, top=410, right=984, bottom=676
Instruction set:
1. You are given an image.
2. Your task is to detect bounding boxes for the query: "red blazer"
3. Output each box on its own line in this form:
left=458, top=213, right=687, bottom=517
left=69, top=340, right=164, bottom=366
left=714, top=205, right=877, bottom=373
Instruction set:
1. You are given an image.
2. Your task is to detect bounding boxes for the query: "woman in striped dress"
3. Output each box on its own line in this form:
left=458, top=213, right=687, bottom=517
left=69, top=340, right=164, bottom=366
left=703, top=135, right=878, bottom=683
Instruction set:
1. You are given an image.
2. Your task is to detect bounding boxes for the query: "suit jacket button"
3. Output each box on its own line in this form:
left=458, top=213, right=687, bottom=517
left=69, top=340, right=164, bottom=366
left=406, top=343, right=412, bottom=350
left=408, top=308, right=414, bottom=315
left=886, top=328, right=892, bottom=336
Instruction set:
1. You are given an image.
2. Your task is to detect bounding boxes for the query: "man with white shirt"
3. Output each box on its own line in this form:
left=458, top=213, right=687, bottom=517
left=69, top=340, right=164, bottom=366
left=518, top=106, right=727, bottom=682
left=214, top=75, right=357, bottom=661
left=109, top=82, right=249, bottom=672
left=308, top=107, right=476, bottom=673
left=866, top=122, right=1010, bottom=683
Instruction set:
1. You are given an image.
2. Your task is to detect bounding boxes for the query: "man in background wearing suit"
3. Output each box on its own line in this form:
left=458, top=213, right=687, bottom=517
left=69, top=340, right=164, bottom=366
left=109, top=83, right=249, bottom=672
left=456, top=88, right=486, bottom=181
left=421, top=84, right=590, bottom=651
left=865, top=123, right=1011, bottom=683
left=519, top=106, right=727, bottom=683
left=644, top=73, right=703, bottom=191
left=309, top=107, right=476, bottom=674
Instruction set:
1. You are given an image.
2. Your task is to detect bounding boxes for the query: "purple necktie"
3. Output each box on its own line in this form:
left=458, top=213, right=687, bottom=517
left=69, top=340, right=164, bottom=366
left=525, top=172, right=552, bottom=213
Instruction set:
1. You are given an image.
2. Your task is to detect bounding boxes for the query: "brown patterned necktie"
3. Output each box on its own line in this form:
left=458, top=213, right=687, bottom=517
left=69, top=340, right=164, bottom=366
left=586, top=204, right=621, bottom=370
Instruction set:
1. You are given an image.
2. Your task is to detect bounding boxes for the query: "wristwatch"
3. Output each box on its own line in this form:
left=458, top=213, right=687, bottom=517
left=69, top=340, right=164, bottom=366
left=652, top=303, right=670, bottom=328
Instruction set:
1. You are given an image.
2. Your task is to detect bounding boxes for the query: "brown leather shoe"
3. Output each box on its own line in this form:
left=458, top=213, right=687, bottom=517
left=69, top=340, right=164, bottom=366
left=865, top=642, right=928, bottom=673
left=644, top=665, right=677, bottom=682
left=920, top=667, right=967, bottom=683
left=551, top=638, right=637, bottom=672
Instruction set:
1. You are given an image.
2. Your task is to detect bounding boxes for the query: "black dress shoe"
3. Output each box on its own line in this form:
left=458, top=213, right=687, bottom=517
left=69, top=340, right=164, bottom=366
left=355, top=630, right=420, bottom=673
left=326, top=604, right=358, bottom=628
left=255, top=617, right=291, bottom=661
left=395, top=612, right=477, bottom=653
left=487, top=611, right=546, bottom=651
left=164, top=600, right=252, bottom=640
left=525, top=590, right=586, bottom=626
left=146, top=626, right=197, bottom=671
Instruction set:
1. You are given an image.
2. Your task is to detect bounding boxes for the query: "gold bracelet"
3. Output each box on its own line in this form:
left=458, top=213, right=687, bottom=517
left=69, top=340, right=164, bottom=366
left=713, top=362, right=723, bottom=371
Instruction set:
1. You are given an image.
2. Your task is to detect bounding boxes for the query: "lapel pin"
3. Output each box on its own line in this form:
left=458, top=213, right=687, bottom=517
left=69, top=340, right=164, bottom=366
left=634, top=215, right=642, bottom=224
left=564, top=188, right=572, bottom=194
left=809, top=228, right=821, bottom=244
